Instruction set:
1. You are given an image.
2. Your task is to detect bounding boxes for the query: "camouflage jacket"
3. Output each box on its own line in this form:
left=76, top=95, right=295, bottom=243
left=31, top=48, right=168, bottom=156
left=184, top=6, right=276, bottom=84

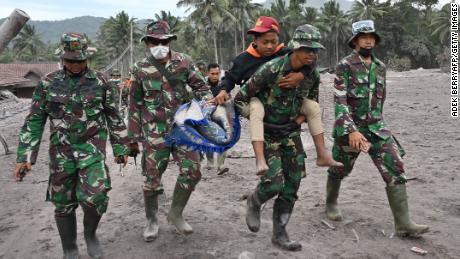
left=128, top=51, right=213, bottom=142
left=333, top=50, right=391, bottom=139
left=234, top=53, right=319, bottom=128
left=16, top=68, right=129, bottom=167
left=108, top=78, right=121, bottom=108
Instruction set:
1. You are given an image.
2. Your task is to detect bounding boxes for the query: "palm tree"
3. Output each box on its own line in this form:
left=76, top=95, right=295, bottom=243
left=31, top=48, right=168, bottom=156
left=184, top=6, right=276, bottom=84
left=154, top=10, right=181, bottom=34
left=319, top=0, right=350, bottom=65
left=177, top=0, right=235, bottom=63
left=229, top=0, right=262, bottom=53
left=97, top=11, right=140, bottom=60
left=430, top=4, right=450, bottom=44
left=269, top=0, right=291, bottom=43
left=12, top=24, right=45, bottom=62
left=348, top=0, right=388, bottom=21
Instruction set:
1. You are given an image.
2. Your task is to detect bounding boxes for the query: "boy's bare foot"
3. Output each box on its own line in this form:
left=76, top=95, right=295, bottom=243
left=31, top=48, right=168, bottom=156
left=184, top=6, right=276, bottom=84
left=316, top=152, right=343, bottom=167
left=256, top=159, right=269, bottom=175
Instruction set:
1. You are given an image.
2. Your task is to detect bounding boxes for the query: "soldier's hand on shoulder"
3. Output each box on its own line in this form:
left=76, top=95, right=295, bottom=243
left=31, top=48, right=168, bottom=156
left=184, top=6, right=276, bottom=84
left=13, top=162, right=32, bottom=182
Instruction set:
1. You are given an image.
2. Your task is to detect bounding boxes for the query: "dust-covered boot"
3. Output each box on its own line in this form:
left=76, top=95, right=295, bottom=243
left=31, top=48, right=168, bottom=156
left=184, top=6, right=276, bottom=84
left=386, top=184, right=429, bottom=237
left=271, top=199, right=302, bottom=251
left=83, top=210, right=103, bottom=258
left=55, top=211, right=79, bottom=259
left=325, top=175, right=343, bottom=221
left=167, top=183, right=193, bottom=234
left=246, top=191, right=262, bottom=232
left=143, top=193, right=159, bottom=242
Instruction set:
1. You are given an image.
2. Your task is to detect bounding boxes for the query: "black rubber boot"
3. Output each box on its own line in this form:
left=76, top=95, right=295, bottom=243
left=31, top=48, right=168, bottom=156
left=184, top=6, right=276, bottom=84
left=271, top=198, right=302, bottom=251
left=143, top=193, right=159, bottom=241
left=325, top=176, right=343, bottom=221
left=55, top=211, right=79, bottom=259
left=386, top=184, right=429, bottom=237
left=83, top=210, right=103, bottom=258
left=246, top=191, right=262, bottom=232
left=167, top=183, right=193, bottom=234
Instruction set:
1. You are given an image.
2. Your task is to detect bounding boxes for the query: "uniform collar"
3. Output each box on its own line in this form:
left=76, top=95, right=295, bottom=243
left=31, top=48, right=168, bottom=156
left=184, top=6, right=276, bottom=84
left=246, top=43, right=285, bottom=58
left=350, top=50, right=383, bottom=67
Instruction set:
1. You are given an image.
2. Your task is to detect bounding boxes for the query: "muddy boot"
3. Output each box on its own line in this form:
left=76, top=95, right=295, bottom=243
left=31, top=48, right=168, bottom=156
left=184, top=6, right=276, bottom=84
left=386, top=184, right=429, bottom=237
left=83, top=210, right=103, bottom=259
left=271, top=199, right=302, bottom=251
left=167, top=183, right=193, bottom=234
left=143, top=193, right=159, bottom=242
left=55, top=212, right=79, bottom=259
left=325, top=176, right=343, bottom=221
left=245, top=191, right=262, bottom=232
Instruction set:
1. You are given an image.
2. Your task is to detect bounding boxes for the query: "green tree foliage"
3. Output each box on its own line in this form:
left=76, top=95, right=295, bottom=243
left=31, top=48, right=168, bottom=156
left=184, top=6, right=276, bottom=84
left=2, top=0, right=450, bottom=70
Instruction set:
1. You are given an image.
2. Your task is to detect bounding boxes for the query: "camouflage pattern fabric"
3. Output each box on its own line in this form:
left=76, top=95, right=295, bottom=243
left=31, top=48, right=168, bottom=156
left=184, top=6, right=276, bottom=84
left=328, top=128, right=406, bottom=185
left=234, top=53, right=317, bottom=206
left=47, top=159, right=111, bottom=216
left=256, top=135, right=306, bottom=205
left=108, top=78, right=121, bottom=110
left=141, top=137, right=201, bottom=194
left=330, top=51, right=407, bottom=185
left=128, top=51, right=213, bottom=195
left=287, top=24, right=325, bottom=50
left=58, top=32, right=89, bottom=61
left=332, top=50, right=390, bottom=140
left=141, top=20, right=177, bottom=41
left=16, top=68, right=129, bottom=215
left=234, top=54, right=319, bottom=129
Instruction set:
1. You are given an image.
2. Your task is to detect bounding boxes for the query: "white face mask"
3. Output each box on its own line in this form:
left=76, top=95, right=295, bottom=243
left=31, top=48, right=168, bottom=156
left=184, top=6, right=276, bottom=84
left=150, top=45, right=169, bottom=60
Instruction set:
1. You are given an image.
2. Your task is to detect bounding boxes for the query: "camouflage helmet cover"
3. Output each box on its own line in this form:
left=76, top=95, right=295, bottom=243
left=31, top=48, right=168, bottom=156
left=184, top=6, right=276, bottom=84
left=347, top=20, right=381, bottom=48
left=59, top=32, right=89, bottom=61
left=288, top=24, right=325, bottom=50
left=141, top=20, right=177, bottom=42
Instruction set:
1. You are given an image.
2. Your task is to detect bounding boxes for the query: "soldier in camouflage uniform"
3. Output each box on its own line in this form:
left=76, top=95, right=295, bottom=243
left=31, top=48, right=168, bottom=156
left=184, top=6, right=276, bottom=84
left=128, top=21, right=214, bottom=242
left=234, top=24, right=326, bottom=251
left=108, top=70, right=130, bottom=119
left=108, top=69, right=122, bottom=111
left=325, top=20, right=429, bottom=237
left=13, top=33, right=129, bottom=259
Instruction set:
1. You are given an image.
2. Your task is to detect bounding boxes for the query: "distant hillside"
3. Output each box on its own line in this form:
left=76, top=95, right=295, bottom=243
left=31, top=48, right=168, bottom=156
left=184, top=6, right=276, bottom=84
left=0, top=16, right=107, bottom=43
left=263, top=0, right=353, bottom=11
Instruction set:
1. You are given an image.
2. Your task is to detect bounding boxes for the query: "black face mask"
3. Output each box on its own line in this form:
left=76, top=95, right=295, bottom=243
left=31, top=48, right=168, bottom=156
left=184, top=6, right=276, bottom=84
left=358, top=48, right=373, bottom=58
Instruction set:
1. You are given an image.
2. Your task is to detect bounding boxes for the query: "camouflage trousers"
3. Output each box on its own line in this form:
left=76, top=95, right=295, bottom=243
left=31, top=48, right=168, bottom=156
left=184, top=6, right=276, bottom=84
left=328, top=128, right=407, bottom=185
left=47, top=158, right=111, bottom=217
left=141, top=136, right=201, bottom=195
left=256, top=134, right=307, bottom=206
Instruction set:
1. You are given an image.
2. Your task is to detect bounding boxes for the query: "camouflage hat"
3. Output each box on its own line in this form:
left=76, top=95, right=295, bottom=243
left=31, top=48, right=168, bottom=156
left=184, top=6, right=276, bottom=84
left=347, top=20, right=381, bottom=48
left=59, top=32, right=89, bottom=61
left=110, top=69, right=121, bottom=76
left=141, top=20, right=177, bottom=42
left=288, top=24, right=325, bottom=50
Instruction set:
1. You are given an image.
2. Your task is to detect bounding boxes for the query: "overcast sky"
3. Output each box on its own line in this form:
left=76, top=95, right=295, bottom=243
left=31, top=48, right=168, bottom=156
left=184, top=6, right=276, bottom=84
left=0, top=0, right=451, bottom=21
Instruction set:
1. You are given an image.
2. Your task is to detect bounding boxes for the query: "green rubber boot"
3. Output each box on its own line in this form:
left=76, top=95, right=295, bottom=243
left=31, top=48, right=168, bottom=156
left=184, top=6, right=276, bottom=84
left=386, top=184, right=429, bottom=237
left=143, top=193, right=159, bottom=241
left=83, top=210, right=103, bottom=259
left=245, top=191, right=262, bottom=232
left=167, top=183, right=193, bottom=234
left=55, top=212, right=79, bottom=259
left=271, top=198, right=302, bottom=251
left=325, top=176, right=343, bottom=221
